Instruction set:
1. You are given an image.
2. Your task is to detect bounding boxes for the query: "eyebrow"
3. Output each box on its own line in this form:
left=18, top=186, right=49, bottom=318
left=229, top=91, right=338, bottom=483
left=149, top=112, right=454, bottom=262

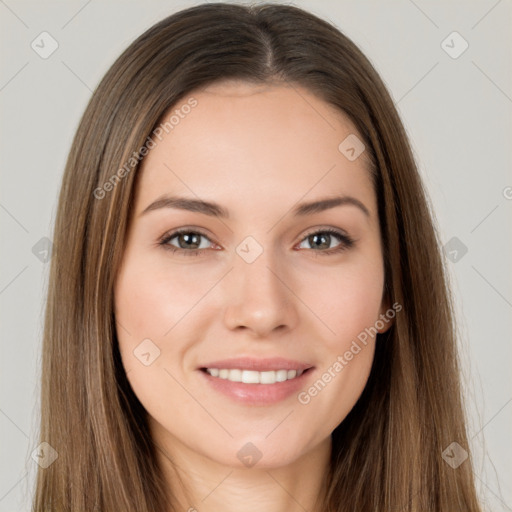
left=139, top=194, right=370, bottom=219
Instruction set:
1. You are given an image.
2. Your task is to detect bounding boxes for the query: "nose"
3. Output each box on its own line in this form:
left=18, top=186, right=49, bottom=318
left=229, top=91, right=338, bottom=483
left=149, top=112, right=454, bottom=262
left=222, top=244, right=299, bottom=338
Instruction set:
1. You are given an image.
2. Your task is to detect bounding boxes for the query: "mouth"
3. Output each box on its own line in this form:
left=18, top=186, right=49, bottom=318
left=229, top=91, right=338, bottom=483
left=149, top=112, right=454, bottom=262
left=197, top=365, right=315, bottom=406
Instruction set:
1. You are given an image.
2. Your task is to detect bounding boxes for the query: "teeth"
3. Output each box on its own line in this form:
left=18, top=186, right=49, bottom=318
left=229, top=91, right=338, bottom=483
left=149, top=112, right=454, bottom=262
left=205, top=368, right=304, bottom=384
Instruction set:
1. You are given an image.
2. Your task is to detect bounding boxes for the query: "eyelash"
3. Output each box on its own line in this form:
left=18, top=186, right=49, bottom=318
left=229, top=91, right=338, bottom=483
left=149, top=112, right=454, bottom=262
left=157, top=227, right=355, bottom=257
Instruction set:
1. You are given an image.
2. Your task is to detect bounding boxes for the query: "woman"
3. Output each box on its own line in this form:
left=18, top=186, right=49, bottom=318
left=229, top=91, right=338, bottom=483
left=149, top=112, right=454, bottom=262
left=33, top=2, right=482, bottom=511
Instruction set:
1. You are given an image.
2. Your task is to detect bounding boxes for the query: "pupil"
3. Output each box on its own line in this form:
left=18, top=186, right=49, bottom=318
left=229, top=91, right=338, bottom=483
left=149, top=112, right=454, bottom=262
left=311, top=233, right=329, bottom=249
left=180, top=233, right=200, bottom=249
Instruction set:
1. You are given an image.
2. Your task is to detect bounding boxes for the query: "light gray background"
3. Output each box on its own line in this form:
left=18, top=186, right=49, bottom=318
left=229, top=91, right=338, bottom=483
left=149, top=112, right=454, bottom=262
left=1, top=1, right=511, bottom=510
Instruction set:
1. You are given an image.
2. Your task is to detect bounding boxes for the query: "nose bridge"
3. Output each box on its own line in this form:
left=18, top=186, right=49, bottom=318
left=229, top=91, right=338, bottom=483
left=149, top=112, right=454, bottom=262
left=222, top=235, right=298, bottom=335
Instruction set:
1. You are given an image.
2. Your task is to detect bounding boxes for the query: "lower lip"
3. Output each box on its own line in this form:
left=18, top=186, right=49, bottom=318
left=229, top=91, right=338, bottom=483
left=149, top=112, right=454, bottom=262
left=198, top=368, right=314, bottom=406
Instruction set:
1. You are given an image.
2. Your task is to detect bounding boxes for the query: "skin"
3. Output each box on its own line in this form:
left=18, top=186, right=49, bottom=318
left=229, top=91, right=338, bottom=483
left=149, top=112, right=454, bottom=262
left=114, top=80, right=393, bottom=512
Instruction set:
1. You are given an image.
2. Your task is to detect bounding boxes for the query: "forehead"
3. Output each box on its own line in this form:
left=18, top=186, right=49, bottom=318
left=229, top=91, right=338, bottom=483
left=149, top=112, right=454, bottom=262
left=134, top=81, right=375, bottom=217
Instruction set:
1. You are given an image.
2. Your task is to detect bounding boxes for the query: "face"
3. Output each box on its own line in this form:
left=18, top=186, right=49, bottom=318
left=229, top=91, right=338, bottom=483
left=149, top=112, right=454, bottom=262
left=114, top=80, right=392, bottom=470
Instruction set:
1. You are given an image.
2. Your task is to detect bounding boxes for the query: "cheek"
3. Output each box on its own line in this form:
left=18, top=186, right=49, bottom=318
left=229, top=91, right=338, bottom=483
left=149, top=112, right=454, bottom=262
left=293, top=254, right=383, bottom=427
left=114, top=255, right=205, bottom=344
left=113, top=255, right=194, bottom=379
left=114, top=257, right=202, bottom=416
left=299, top=255, right=385, bottom=350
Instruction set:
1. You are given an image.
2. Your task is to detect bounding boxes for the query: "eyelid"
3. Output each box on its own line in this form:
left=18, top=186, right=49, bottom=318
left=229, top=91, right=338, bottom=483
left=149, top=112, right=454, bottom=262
left=300, top=225, right=351, bottom=240
left=158, top=226, right=218, bottom=250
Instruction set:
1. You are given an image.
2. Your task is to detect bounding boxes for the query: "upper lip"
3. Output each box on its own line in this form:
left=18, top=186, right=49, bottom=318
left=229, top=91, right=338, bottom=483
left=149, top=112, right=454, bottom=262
left=199, top=357, right=314, bottom=372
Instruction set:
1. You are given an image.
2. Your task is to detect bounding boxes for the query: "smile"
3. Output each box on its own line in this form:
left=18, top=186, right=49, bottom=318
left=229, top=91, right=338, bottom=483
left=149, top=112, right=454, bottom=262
left=204, top=368, right=305, bottom=384
left=199, top=367, right=314, bottom=405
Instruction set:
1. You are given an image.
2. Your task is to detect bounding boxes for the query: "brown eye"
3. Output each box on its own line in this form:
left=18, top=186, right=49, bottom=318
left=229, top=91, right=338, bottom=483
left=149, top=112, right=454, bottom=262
left=297, top=228, right=355, bottom=255
left=159, top=229, right=214, bottom=256
left=172, top=232, right=203, bottom=249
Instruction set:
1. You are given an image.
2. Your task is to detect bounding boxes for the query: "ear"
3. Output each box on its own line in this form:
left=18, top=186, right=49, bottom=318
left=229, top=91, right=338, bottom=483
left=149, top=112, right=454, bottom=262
left=376, top=291, right=396, bottom=334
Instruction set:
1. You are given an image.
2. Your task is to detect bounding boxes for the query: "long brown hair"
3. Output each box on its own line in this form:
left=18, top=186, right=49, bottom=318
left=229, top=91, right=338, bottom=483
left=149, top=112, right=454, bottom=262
left=33, top=2, right=482, bottom=510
